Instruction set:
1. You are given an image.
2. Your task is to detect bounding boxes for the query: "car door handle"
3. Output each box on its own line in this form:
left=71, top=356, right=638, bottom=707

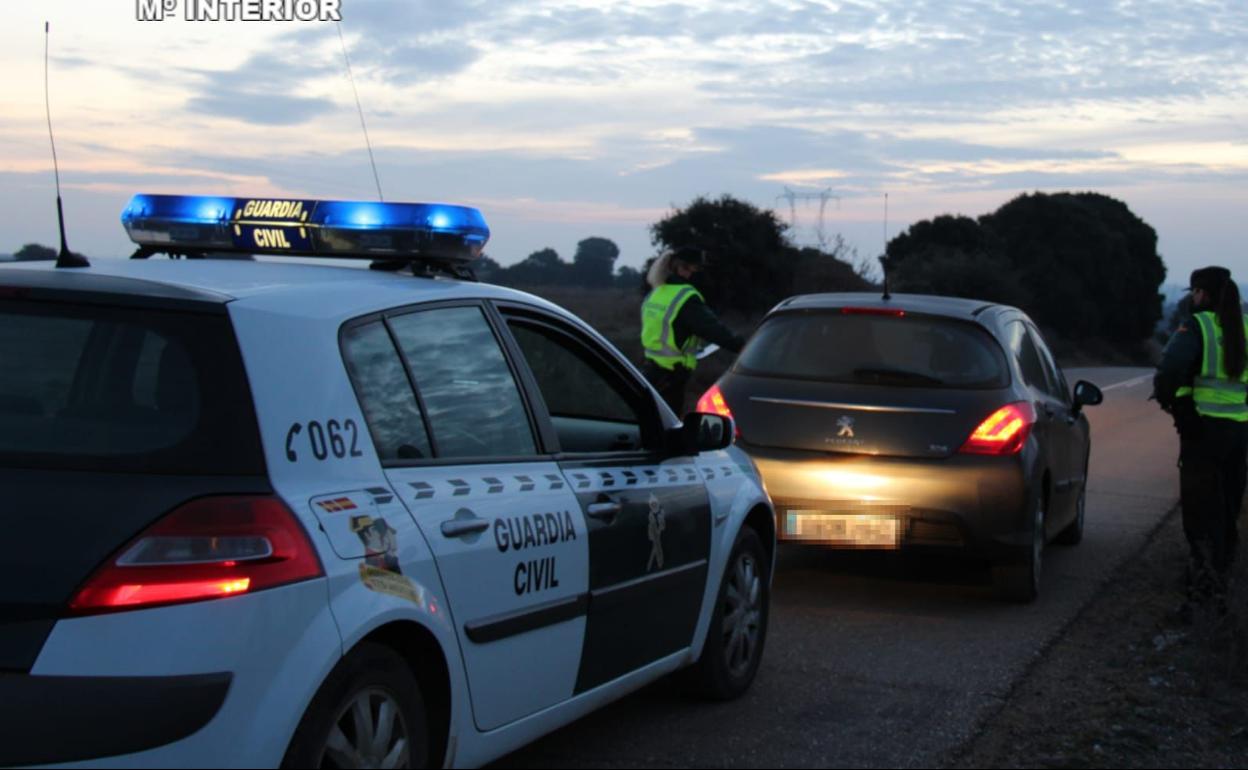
left=586, top=502, right=622, bottom=521
left=440, top=519, right=490, bottom=538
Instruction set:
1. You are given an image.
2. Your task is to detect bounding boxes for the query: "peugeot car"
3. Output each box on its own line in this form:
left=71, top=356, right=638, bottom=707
left=697, top=293, right=1103, bottom=602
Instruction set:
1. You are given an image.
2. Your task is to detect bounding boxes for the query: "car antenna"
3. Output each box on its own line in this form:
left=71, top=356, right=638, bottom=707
left=880, top=192, right=890, bottom=300
left=336, top=20, right=384, bottom=202
left=45, top=21, right=89, bottom=269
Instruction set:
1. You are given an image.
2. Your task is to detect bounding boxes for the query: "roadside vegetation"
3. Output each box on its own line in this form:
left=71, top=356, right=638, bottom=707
left=953, top=497, right=1248, bottom=769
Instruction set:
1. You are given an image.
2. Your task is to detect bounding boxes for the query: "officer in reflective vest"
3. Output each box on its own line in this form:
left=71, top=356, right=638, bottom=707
left=1154, top=266, right=1248, bottom=616
left=640, top=247, right=744, bottom=414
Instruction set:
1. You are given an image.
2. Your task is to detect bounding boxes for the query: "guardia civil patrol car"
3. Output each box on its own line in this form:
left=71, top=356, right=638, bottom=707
left=0, top=195, right=775, bottom=768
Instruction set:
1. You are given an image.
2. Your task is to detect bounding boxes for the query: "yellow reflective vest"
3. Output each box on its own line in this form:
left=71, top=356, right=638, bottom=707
left=1175, top=311, right=1248, bottom=422
left=641, top=284, right=704, bottom=371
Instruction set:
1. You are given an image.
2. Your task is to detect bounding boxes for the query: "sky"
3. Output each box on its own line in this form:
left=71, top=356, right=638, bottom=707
left=2, top=0, right=1246, bottom=283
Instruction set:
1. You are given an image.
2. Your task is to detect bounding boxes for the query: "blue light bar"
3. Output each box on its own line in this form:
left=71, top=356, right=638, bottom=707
left=121, top=194, right=490, bottom=262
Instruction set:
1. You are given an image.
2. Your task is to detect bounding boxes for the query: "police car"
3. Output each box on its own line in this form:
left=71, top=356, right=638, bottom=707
left=0, top=195, right=775, bottom=768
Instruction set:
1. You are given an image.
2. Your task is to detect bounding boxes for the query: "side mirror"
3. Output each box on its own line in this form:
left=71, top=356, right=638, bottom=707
left=1072, top=380, right=1103, bottom=410
left=670, top=412, right=734, bottom=456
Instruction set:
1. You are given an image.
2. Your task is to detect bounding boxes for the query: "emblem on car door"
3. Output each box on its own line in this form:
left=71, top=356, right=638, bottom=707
left=646, top=494, right=666, bottom=572
left=836, top=416, right=855, bottom=438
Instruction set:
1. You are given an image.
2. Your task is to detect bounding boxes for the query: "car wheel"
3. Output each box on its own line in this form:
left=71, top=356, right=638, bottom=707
left=688, top=526, right=769, bottom=700
left=283, top=642, right=429, bottom=769
left=993, top=493, right=1044, bottom=603
left=1054, top=486, right=1086, bottom=546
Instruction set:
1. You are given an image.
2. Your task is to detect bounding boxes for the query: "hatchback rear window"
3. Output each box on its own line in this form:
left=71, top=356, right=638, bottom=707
left=736, top=312, right=1009, bottom=389
left=0, top=301, right=264, bottom=474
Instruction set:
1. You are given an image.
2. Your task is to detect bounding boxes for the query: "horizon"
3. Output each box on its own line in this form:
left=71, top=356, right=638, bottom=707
left=3, top=1, right=1246, bottom=279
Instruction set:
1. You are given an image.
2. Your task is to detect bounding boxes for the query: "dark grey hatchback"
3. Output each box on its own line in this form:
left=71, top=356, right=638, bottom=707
left=697, top=293, right=1104, bottom=601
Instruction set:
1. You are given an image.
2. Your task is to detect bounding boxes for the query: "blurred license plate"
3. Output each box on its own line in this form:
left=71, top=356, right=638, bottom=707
left=785, top=511, right=900, bottom=547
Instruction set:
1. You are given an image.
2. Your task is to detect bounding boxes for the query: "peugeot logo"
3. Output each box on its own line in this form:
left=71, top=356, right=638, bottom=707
left=836, top=416, right=855, bottom=438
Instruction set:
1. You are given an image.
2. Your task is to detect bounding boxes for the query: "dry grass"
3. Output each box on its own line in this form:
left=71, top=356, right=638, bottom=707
left=954, top=497, right=1248, bottom=769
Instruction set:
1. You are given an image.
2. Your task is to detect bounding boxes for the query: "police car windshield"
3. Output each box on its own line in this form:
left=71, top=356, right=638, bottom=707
left=0, top=300, right=264, bottom=474
left=736, top=312, right=1009, bottom=389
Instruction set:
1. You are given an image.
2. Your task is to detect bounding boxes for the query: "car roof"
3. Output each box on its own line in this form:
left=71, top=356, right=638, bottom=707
left=772, top=292, right=1010, bottom=320
left=0, top=258, right=561, bottom=319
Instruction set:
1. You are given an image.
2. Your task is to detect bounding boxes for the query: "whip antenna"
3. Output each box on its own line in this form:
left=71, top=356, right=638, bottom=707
left=336, top=21, right=384, bottom=202
left=46, top=21, right=88, bottom=268
left=880, top=193, right=890, bottom=300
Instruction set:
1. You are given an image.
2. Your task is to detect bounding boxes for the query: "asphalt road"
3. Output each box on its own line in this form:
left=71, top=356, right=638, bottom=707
left=495, top=367, right=1179, bottom=768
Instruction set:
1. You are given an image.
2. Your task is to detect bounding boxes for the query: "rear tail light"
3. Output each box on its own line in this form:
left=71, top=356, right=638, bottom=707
left=696, top=383, right=734, bottom=419
left=696, top=383, right=741, bottom=440
left=959, top=402, right=1036, bottom=456
left=69, top=496, right=324, bottom=615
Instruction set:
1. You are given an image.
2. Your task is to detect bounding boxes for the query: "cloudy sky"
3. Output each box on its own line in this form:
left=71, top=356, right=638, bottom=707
left=3, top=0, right=1246, bottom=281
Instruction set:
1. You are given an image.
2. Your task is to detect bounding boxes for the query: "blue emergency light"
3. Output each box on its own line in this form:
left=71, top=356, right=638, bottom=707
left=120, top=194, right=490, bottom=262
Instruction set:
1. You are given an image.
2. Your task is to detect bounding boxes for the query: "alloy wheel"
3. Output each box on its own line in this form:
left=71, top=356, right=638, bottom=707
left=318, top=687, right=411, bottom=769
left=722, top=551, right=763, bottom=678
left=1031, top=500, right=1045, bottom=596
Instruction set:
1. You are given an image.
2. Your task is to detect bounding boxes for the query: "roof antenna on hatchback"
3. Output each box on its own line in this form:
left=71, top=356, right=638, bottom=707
left=880, top=192, right=890, bottom=300
left=45, top=22, right=89, bottom=269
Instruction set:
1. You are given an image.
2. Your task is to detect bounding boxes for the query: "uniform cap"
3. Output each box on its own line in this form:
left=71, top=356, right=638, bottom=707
left=670, top=247, right=706, bottom=267
left=1190, top=266, right=1232, bottom=293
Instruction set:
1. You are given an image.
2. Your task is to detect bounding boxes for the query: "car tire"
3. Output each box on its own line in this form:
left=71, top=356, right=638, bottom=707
left=1054, top=487, right=1086, bottom=546
left=992, top=492, right=1045, bottom=603
left=687, top=526, right=769, bottom=700
left=283, top=642, right=429, bottom=769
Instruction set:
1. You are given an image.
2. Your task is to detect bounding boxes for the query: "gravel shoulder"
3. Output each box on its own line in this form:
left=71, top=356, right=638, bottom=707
left=951, top=497, right=1248, bottom=769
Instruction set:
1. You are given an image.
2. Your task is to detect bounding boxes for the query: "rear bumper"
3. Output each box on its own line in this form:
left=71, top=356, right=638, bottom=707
left=0, top=673, right=231, bottom=767
left=744, top=443, right=1036, bottom=562
left=13, top=579, right=341, bottom=768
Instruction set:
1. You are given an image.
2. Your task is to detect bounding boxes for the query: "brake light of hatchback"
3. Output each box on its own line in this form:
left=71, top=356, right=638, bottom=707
left=696, top=383, right=742, bottom=439
left=959, top=402, right=1037, bottom=456
left=696, top=383, right=733, bottom=419
left=69, top=496, right=324, bottom=615
left=839, top=307, right=906, bottom=317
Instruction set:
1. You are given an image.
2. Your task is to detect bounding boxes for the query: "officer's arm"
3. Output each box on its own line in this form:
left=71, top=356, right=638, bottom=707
left=676, top=298, right=746, bottom=352
left=1153, top=322, right=1202, bottom=411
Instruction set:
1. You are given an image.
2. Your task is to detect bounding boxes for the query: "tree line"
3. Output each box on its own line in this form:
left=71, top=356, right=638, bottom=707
left=475, top=237, right=641, bottom=290
left=483, top=195, right=873, bottom=311
left=882, top=191, right=1167, bottom=347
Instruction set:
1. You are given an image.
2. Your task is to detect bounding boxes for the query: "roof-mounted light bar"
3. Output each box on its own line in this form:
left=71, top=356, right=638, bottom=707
left=120, top=194, right=490, bottom=263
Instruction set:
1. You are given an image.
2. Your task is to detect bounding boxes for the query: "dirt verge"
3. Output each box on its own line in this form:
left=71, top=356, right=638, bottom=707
left=952, top=499, right=1248, bottom=768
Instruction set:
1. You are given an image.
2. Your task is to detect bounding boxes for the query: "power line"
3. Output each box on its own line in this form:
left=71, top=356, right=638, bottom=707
left=776, top=186, right=840, bottom=248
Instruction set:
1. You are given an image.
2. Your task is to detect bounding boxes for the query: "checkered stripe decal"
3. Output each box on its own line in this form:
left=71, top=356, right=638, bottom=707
left=405, top=464, right=737, bottom=501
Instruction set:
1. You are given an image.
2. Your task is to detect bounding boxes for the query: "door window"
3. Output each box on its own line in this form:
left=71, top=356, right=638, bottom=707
left=341, top=321, right=432, bottom=462
left=1007, top=321, right=1049, bottom=394
left=389, top=306, right=536, bottom=459
left=506, top=319, right=651, bottom=453
left=1027, top=325, right=1070, bottom=403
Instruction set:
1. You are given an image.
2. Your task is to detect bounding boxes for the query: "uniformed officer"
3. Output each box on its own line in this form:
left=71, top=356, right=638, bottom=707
left=1154, top=266, right=1248, bottom=616
left=640, top=247, right=745, bottom=414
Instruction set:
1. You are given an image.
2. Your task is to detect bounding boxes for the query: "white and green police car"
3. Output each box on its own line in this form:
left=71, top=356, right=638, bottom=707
left=0, top=195, right=775, bottom=768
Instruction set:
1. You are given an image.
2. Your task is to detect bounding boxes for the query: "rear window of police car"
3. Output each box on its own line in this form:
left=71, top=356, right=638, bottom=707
left=0, top=301, right=264, bottom=474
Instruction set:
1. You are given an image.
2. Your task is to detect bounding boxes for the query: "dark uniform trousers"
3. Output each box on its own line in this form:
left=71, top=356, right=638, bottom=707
left=641, top=360, right=692, bottom=416
left=1179, top=413, right=1248, bottom=600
